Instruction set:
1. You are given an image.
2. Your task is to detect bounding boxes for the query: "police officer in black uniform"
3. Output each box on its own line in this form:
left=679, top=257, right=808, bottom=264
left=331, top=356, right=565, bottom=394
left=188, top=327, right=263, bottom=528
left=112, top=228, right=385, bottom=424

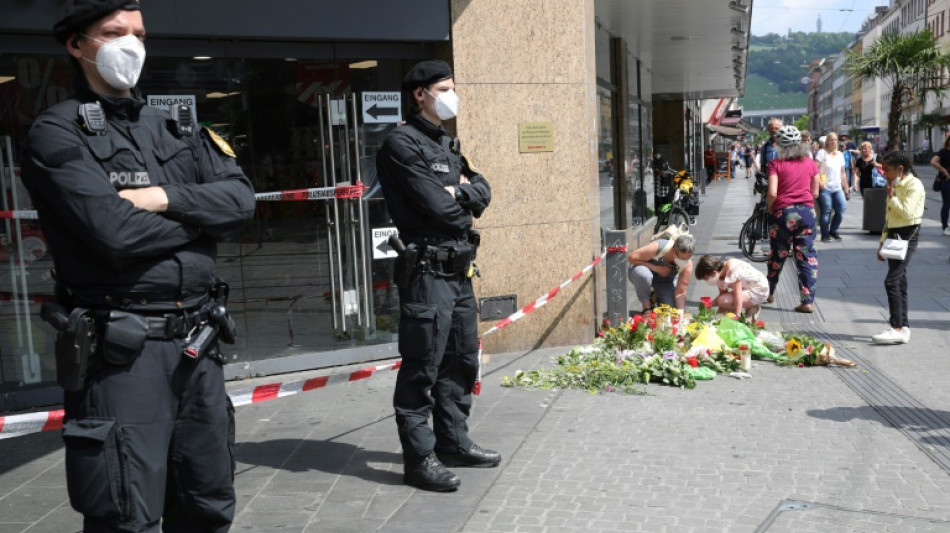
left=21, top=1, right=255, bottom=531
left=376, top=60, right=498, bottom=492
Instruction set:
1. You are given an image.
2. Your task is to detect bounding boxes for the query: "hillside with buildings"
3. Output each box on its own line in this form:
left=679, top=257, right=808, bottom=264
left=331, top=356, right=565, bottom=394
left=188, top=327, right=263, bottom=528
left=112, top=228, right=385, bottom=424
left=738, top=32, right=855, bottom=111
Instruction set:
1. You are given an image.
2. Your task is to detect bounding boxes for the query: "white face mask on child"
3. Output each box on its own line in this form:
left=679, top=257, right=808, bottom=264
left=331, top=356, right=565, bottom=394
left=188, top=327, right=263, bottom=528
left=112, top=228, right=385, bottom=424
left=704, top=277, right=719, bottom=286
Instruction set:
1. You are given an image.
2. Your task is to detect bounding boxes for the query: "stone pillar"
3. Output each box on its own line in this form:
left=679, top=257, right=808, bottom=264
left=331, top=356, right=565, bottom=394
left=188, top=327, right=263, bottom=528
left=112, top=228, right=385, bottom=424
left=450, top=0, right=600, bottom=352
left=604, top=229, right=628, bottom=326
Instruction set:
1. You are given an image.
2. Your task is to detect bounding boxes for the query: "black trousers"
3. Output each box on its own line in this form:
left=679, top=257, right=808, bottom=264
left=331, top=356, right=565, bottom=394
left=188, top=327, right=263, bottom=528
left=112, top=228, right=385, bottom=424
left=884, top=225, right=920, bottom=329
left=393, top=269, right=479, bottom=465
left=63, top=339, right=235, bottom=533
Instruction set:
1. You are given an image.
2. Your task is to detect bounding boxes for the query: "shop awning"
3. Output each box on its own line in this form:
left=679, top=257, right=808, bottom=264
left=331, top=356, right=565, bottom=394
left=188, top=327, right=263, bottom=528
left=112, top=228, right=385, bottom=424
left=736, top=119, right=762, bottom=134
left=707, top=124, right=743, bottom=137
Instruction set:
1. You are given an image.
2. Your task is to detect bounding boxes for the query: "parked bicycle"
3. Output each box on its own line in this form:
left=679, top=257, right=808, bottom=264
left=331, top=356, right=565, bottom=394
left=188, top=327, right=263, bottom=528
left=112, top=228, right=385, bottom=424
left=653, top=166, right=698, bottom=234
left=738, top=172, right=770, bottom=262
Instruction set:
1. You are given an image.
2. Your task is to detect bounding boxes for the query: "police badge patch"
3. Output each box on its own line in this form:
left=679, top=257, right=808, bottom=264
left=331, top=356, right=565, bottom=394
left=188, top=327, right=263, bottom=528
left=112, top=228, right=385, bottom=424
left=431, top=162, right=450, bottom=173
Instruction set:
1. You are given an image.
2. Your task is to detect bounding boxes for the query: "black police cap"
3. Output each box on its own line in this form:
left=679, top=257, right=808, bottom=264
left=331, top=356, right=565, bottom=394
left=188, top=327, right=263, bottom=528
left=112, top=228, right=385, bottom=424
left=53, top=0, right=141, bottom=44
left=401, top=60, right=453, bottom=92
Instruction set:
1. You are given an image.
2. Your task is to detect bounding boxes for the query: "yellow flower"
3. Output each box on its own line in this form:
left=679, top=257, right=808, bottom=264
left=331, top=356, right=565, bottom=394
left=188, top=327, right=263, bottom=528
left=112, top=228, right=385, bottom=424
left=786, top=339, right=802, bottom=355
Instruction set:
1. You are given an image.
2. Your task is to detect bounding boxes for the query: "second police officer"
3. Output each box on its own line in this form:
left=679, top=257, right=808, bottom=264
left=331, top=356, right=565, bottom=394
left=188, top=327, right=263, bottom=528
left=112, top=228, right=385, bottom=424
left=376, top=60, right=498, bottom=492
left=21, top=0, right=256, bottom=530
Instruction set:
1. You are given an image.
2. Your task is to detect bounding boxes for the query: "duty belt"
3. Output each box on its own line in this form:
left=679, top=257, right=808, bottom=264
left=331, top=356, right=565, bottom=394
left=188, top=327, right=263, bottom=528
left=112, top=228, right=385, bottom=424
left=134, top=309, right=209, bottom=339
left=421, top=244, right=473, bottom=276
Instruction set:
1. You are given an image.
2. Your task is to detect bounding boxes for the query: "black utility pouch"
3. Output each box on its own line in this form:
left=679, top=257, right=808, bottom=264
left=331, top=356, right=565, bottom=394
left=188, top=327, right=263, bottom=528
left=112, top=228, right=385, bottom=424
left=100, top=311, right=148, bottom=366
left=53, top=308, right=97, bottom=392
left=451, top=244, right=473, bottom=272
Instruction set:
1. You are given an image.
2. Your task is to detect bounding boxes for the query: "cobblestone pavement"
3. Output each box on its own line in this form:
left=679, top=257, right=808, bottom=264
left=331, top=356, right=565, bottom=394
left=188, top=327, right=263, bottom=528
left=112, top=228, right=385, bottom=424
left=1, top=167, right=949, bottom=532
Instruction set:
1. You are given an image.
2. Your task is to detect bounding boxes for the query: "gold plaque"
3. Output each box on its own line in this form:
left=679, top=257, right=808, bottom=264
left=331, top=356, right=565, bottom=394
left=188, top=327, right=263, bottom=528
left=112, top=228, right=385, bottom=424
left=518, top=122, right=555, bottom=153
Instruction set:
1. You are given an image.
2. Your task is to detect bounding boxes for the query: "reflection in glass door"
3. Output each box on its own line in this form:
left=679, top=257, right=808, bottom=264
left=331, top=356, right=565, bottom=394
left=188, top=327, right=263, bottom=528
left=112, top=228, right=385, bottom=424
left=228, top=57, right=402, bottom=371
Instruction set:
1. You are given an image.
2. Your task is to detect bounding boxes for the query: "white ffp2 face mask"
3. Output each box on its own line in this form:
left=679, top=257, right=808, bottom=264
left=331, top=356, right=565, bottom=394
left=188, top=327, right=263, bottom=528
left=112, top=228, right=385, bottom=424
left=426, top=88, right=459, bottom=120
left=81, top=34, right=146, bottom=91
left=673, top=257, right=690, bottom=268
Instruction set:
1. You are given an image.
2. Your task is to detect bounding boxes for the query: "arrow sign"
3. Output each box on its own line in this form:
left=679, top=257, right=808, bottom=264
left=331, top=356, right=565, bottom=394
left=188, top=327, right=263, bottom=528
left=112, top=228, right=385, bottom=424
left=371, top=227, right=399, bottom=259
left=362, top=92, right=402, bottom=124
left=366, top=104, right=399, bottom=119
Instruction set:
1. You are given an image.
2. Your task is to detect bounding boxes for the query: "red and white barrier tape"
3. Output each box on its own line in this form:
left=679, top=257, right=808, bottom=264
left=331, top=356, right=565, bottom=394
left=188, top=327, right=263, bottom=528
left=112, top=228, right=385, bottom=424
left=479, top=248, right=617, bottom=338
left=227, top=360, right=400, bottom=408
left=0, top=182, right=368, bottom=221
left=0, top=246, right=628, bottom=439
left=0, top=210, right=39, bottom=220
left=0, top=360, right=402, bottom=440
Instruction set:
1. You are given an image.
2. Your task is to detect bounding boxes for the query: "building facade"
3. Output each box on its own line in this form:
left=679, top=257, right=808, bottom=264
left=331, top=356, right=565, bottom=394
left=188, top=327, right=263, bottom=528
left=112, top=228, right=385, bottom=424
left=0, top=1, right=751, bottom=411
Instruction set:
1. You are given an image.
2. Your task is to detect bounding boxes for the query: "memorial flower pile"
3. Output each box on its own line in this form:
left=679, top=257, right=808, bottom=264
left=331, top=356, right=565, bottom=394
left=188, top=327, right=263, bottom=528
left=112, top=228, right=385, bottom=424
left=501, top=302, right=855, bottom=394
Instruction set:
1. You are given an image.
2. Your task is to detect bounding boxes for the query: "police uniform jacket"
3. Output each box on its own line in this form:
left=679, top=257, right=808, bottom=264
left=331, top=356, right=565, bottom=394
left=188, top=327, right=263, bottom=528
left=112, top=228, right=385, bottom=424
left=22, top=79, right=256, bottom=310
left=376, top=113, right=490, bottom=245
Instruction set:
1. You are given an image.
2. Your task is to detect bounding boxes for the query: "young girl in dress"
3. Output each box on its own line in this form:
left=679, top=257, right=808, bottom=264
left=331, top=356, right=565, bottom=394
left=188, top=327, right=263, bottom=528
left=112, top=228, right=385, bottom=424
left=694, top=255, right=769, bottom=319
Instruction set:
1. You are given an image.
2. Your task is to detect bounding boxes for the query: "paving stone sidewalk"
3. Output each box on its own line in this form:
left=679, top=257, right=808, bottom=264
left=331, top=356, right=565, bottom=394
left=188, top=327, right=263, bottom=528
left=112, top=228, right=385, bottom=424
left=1, top=167, right=949, bottom=532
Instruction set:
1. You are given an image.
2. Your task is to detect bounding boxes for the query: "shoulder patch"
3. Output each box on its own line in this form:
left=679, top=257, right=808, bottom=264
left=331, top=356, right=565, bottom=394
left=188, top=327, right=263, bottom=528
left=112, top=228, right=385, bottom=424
left=461, top=155, right=480, bottom=175
left=204, top=129, right=236, bottom=158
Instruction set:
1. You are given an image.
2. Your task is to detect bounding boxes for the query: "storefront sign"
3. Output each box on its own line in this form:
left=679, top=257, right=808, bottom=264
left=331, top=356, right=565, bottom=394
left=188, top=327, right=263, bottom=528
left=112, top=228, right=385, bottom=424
left=518, top=122, right=555, bottom=153
left=147, top=94, right=197, bottom=123
left=362, top=92, right=402, bottom=124
left=372, top=227, right=399, bottom=259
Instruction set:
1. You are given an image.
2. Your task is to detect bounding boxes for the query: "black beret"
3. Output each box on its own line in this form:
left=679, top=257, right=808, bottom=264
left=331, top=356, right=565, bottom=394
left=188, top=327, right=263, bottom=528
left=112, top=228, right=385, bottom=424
left=53, top=0, right=141, bottom=44
left=401, top=60, right=453, bottom=92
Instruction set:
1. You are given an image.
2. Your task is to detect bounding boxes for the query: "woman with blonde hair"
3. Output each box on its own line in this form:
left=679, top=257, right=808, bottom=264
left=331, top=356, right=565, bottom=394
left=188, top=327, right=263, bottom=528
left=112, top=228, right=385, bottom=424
left=854, top=141, right=883, bottom=195
left=816, top=132, right=848, bottom=241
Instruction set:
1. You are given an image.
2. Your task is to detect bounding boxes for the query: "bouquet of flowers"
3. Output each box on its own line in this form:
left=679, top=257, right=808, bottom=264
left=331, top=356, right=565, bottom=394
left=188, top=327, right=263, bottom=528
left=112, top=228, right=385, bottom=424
left=779, top=333, right=856, bottom=367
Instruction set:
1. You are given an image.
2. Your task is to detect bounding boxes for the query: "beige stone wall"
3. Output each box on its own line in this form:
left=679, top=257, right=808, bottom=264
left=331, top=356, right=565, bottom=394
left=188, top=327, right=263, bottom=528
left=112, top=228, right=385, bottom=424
left=449, top=0, right=600, bottom=353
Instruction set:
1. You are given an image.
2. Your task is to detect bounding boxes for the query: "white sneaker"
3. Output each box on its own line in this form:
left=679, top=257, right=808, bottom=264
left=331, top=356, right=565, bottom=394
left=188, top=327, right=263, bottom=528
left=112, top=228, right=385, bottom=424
left=902, top=327, right=911, bottom=343
left=944, top=228, right=950, bottom=236
left=872, top=327, right=906, bottom=345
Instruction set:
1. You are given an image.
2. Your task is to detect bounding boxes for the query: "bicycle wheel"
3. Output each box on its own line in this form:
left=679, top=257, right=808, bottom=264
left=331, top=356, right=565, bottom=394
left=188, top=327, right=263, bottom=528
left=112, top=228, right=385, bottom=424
left=653, top=208, right=670, bottom=234
left=667, top=208, right=690, bottom=230
left=740, top=211, right=771, bottom=262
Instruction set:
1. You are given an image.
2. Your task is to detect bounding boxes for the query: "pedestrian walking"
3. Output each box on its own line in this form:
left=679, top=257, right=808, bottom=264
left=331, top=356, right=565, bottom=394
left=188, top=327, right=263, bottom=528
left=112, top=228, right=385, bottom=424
left=376, top=60, right=498, bottom=492
left=704, top=145, right=716, bottom=184
left=816, top=132, right=848, bottom=241
left=21, top=1, right=257, bottom=530
left=800, top=130, right=815, bottom=159
left=765, top=125, right=820, bottom=313
left=759, top=118, right=782, bottom=176
left=872, top=152, right=926, bottom=345
left=928, top=135, right=950, bottom=235
left=855, top=141, right=883, bottom=195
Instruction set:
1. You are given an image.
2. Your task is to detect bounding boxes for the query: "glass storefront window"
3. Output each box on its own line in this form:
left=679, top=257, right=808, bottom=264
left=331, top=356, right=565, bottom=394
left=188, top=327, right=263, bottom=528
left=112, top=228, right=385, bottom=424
left=596, top=85, right=615, bottom=231
left=0, top=46, right=424, bottom=401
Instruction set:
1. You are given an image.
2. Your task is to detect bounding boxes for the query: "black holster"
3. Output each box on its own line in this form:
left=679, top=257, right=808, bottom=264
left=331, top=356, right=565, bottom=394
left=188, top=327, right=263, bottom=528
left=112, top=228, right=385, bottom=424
left=394, top=243, right=419, bottom=287
left=42, top=303, right=97, bottom=392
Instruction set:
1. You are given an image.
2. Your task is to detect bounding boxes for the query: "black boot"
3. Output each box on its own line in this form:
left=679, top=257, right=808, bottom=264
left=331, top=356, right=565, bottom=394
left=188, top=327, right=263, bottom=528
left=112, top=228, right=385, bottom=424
left=436, top=443, right=502, bottom=468
left=404, top=454, right=460, bottom=492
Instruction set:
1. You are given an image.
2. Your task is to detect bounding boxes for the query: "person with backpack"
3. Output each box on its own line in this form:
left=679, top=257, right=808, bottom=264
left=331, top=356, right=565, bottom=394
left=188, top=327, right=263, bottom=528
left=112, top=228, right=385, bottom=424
left=626, top=229, right=696, bottom=312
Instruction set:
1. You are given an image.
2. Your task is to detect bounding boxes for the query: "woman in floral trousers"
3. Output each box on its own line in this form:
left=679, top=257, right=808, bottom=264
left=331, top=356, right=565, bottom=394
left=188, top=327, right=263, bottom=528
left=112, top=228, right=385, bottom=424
left=765, top=126, right=821, bottom=313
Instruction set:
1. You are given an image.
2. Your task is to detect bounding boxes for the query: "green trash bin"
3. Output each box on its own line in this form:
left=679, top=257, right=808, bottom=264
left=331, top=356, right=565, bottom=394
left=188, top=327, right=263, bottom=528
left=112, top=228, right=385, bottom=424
left=862, top=187, right=887, bottom=233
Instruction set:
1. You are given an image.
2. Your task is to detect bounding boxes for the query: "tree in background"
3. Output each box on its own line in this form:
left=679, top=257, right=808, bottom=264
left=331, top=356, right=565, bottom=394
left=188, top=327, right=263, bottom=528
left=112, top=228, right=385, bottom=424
left=793, top=115, right=809, bottom=132
left=916, top=111, right=945, bottom=154
left=847, top=29, right=950, bottom=151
